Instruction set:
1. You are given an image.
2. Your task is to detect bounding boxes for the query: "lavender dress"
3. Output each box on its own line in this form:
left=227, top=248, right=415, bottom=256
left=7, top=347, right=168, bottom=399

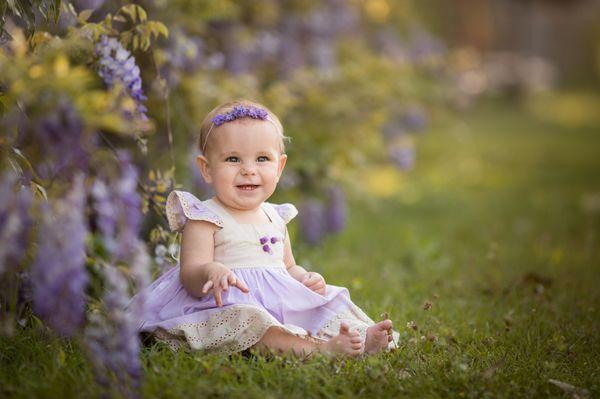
left=132, top=190, right=396, bottom=354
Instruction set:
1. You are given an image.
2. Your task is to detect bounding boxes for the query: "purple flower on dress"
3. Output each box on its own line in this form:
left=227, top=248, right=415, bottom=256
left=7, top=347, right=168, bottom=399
left=262, top=244, right=272, bottom=254
left=259, top=236, right=269, bottom=245
left=270, top=236, right=278, bottom=244
left=95, top=35, right=148, bottom=121
left=30, top=174, right=88, bottom=337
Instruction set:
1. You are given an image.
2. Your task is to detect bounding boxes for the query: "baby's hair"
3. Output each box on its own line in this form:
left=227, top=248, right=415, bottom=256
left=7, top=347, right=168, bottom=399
left=198, top=99, right=289, bottom=155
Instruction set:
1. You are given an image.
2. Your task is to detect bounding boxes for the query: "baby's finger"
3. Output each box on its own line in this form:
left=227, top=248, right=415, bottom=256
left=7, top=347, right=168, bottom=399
left=233, top=278, right=250, bottom=293
left=221, top=275, right=229, bottom=291
left=227, top=273, right=237, bottom=287
left=202, top=280, right=214, bottom=294
left=310, top=281, right=325, bottom=292
left=214, top=287, right=223, bottom=307
left=304, top=276, right=320, bottom=287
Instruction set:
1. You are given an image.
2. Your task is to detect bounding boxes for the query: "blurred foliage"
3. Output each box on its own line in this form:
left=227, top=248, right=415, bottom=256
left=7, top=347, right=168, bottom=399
left=0, top=0, right=60, bottom=39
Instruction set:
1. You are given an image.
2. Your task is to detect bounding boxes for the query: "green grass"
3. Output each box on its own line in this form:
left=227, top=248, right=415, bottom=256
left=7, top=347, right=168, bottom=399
left=2, top=101, right=599, bottom=398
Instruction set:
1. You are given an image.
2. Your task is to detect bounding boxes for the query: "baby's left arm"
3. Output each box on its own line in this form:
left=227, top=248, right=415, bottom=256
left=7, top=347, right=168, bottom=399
left=283, top=228, right=327, bottom=295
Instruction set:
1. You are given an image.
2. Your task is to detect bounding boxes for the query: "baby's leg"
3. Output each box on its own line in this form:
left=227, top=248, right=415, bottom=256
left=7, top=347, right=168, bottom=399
left=253, top=324, right=362, bottom=357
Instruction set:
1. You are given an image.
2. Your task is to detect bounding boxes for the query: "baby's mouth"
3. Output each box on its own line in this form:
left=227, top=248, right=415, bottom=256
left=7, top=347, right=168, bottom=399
left=236, top=184, right=259, bottom=191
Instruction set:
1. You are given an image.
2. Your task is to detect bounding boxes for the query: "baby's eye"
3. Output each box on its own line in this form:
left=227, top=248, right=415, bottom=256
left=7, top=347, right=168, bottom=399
left=257, top=156, right=270, bottom=162
left=225, top=156, right=240, bottom=163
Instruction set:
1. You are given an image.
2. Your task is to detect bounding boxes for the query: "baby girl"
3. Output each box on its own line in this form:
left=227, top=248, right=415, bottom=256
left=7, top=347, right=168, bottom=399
left=132, top=99, right=398, bottom=356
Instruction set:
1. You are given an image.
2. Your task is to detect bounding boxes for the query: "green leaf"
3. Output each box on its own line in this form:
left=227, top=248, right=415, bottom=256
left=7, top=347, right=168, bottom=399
left=77, top=9, right=93, bottom=23
left=137, top=6, right=147, bottom=22
left=119, top=4, right=147, bottom=23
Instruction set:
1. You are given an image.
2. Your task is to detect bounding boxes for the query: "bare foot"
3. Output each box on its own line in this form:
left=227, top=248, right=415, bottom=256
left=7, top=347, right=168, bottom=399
left=365, top=319, right=393, bottom=355
left=319, top=323, right=363, bottom=357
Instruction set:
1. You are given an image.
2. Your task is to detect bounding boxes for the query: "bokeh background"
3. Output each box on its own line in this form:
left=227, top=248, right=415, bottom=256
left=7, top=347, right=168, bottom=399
left=1, top=1, right=599, bottom=397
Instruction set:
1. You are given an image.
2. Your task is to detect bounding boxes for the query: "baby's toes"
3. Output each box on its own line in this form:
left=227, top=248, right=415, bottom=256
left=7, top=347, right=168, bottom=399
left=350, top=346, right=363, bottom=356
left=350, top=335, right=362, bottom=344
left=380, top=320, right=393, bottom=330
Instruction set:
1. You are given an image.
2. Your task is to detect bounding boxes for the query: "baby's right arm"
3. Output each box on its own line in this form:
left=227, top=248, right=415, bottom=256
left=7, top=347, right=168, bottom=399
left=180, top=220, right=248, bottom=305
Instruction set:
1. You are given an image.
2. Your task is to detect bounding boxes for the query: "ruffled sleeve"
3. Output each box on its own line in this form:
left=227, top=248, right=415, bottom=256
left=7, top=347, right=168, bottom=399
left=272, top=203, right=298, bottom=224
left=165, top=190, right=224, bottom=232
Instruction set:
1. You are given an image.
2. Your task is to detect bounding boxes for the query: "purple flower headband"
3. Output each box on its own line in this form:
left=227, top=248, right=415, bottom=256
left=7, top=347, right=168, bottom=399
left=202, top=105, right=281, bottom=154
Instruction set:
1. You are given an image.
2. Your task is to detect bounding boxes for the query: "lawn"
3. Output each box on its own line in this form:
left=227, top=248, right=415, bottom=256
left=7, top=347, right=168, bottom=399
left=2, top=101, right=599, bottom=398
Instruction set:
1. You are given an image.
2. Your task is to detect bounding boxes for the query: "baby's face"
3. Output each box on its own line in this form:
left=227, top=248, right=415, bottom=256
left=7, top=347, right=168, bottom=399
left=197, top=119, right=287, bottom=212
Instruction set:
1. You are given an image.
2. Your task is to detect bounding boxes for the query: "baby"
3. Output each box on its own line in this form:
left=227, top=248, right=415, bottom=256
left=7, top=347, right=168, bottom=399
left=133, top=99, right=398, bottom=356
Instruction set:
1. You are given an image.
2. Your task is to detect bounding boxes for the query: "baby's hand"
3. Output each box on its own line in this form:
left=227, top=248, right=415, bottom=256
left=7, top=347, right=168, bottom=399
left=202, top=263, right=249, bottom=307
left=302, top=272, right=326, bottom=295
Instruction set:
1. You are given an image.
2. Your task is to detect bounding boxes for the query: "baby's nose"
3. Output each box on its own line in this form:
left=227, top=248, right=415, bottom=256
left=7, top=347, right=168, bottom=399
left=240, top=164, right=257, bottom=175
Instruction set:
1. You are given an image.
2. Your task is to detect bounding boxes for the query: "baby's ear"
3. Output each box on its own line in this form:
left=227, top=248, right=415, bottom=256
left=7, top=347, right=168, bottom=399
left=196, top=155, right=212, bottom=184
left=277, top=154, right=288, bottom=181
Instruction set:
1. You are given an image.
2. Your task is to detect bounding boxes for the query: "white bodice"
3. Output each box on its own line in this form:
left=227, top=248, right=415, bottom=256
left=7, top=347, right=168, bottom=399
left=165, top=191, right=298, bottom=270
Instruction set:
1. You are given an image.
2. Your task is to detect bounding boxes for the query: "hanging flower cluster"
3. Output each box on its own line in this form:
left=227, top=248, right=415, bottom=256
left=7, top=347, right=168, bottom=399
left=30, top=174, right=89, bottom=337
left=88, top=151, right=150, bottom=395
left=0, top=173, right=32, bottom=276
left=95, top=35, right=148, bottom=121
left=298, top=185, right=348, bottom=246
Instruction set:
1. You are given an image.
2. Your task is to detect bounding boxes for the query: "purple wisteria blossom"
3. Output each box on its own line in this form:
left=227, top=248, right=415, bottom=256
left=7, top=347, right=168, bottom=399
left=325, top=185, right=347, bottom=234
left=30, top=174, right=88, bottom=337
left=160, top=29, right=204, bottom=87
left=374, top=28, right=409, bottom=64
left=278, top=16, right=305, bottom=78
left=92, top=151, right=142, bottom=261
left=88, top=152, right=150, bottom=397
left=91, top=150, right=150, bottom=302
left=299, top=199, right=327, bottom=245
left=382, top=106, right=428, bottom=141
left=389, top=146, right=416, bottom=171
left=34, top=100, right=92, bottom=181
left=0, top=172, right=32, bottom=276
left=95, top=35, right=148, bottom=120
left=85, top=265, right=144, bottom=398
left=402, top=105, right=428, bottom=133
left=409, top=28, right=446, bottom=68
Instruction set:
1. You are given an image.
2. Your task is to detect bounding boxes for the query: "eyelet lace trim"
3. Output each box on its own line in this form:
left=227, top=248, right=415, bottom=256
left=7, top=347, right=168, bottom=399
left=152, top=304, right=324, bottom=354
left=166, top=191, right=224, bottom=232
